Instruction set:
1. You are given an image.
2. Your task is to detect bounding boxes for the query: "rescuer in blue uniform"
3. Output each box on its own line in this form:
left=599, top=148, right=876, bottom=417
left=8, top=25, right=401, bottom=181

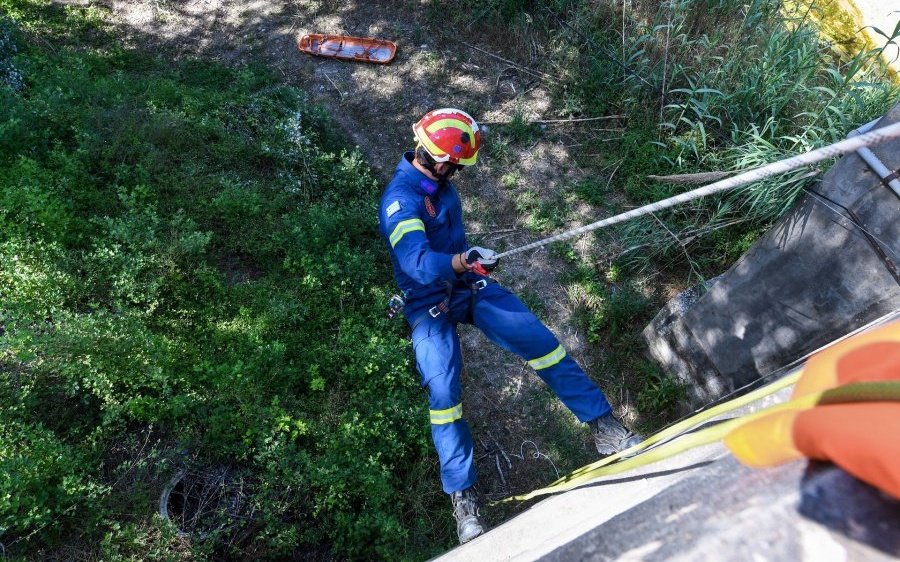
left=379, top=108, right=642, bottom=544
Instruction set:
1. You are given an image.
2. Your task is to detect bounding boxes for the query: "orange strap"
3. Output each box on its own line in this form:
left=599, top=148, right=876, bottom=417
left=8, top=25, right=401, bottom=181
left=792, top=322, right=900, bottom=397
left=794, top=403, right=900, bottom=499
left=727, top=321, right=900, bottom=499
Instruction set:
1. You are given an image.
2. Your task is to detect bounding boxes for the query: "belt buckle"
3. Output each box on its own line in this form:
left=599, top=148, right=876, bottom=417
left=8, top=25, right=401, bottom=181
left=429, top=305, right=442, bottom=318
left=472, top=279, right=488, bottom=290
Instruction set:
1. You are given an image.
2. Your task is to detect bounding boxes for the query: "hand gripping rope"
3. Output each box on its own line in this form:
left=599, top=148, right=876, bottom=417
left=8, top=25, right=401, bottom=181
left=494, top=121, right=900, bottom=260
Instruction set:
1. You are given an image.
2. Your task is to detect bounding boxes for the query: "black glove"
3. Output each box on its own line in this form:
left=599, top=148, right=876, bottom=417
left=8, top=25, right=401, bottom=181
left=464, top=246, right=499, bottom=275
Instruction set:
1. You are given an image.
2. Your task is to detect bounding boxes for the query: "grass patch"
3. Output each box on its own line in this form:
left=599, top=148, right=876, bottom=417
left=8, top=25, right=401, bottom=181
left=517, top=288, right=548, bottom=322
left=498, top=111, right=544, bottom=145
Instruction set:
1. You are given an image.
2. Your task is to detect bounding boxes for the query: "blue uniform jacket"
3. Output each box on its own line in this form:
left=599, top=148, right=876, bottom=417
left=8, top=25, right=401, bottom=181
left=379, top=152, right=478, bottom=316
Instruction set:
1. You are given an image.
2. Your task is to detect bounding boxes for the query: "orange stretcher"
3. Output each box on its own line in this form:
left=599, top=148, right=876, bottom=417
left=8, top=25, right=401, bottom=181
left=297, top=34, right=397, bottom=64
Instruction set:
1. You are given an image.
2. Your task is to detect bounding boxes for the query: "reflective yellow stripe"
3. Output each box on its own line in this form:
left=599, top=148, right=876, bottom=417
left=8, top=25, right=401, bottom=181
left=457, top=152, right=478, bottom=166
left=389, top=218, right=425, bottom=247
left=425, top=118, right=474, bottom=135
left=421, top=118, right=477, bottom=162
left=430, top=403, right=463, bottom=425
left=528, top=344, right=566, bottom=370
left=416, top=131, right=447, bottom=158
left=459, top=152, right=478, bottom=166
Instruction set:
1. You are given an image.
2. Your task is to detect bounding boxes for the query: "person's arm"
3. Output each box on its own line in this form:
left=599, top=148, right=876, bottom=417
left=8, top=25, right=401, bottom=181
left=451, top=252, right=468, bottom=274
left=382, top=198, right=459, bottom=284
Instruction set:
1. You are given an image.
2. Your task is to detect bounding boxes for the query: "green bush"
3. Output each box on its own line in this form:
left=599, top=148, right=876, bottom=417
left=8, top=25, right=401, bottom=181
left=587, top=284, right=652, bottom=345
left=0, top=420, right=106, bottom=541
left=553, top=0, right=896, bottom=271
left=0, top=2, right=445, bottom=558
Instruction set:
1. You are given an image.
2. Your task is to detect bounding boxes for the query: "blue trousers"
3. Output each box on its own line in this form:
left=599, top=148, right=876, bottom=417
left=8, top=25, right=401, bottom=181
left=409, top=281, right=612, bottom=493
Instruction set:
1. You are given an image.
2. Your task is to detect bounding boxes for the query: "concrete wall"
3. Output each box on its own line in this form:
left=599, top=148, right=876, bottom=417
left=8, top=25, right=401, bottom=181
left=432, top=355, right=900, bottom=561
left=644, top=104, right=900, bottom=408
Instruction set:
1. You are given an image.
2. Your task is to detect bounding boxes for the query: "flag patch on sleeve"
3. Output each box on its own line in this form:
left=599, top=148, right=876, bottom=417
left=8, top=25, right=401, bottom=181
left=386, top=201, right=401, bottom=217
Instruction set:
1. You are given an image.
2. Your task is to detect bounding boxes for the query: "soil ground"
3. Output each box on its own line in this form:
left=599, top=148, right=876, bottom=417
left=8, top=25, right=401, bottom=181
left=56, top=0, right=643, bottom=526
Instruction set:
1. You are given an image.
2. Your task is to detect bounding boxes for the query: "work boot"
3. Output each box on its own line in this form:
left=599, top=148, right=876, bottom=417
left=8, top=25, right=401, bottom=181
left=451, top=486, right=485, bottom=544
left=589, top=413, right=643, bottom=456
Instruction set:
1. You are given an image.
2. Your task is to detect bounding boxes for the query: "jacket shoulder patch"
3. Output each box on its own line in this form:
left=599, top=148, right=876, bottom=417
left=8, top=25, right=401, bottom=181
left=424, top=196, right=436, bottom=218
left=386, top=200, right=401, bottom=217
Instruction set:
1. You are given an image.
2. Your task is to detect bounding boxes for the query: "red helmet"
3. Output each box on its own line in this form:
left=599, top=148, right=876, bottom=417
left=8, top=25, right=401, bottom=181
left=412, top=108, right=482, bottom=166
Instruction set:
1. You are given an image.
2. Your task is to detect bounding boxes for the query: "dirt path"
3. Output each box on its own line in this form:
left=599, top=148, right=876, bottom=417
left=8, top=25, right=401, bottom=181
left=72, top=0, right=633, bottom=510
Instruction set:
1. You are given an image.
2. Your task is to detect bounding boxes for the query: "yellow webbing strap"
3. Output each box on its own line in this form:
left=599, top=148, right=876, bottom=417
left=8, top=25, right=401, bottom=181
left=564, top=370, right=801, bottom=482
left=501, top=379, right=900, bottom=502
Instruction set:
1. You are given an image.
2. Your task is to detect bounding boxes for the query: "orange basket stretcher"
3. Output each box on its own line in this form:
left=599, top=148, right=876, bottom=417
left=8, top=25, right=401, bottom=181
left=297, top=34, right=397, bottom=64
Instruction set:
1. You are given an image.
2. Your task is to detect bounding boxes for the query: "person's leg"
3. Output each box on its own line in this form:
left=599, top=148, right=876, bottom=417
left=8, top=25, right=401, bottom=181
left=411, top=317, right=477, bottom=493
left=471, top=284, right=611, bottom=422
left=412, top=315, right=484, bottom=543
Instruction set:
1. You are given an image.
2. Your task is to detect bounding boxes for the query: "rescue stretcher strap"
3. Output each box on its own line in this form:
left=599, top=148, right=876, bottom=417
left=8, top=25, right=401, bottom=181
left=501, top=379, right=900, bottom=502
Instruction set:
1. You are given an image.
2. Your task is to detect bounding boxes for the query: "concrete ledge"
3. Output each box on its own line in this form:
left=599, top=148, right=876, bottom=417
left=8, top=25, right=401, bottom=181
left=434, top=383, right=794, bottom=561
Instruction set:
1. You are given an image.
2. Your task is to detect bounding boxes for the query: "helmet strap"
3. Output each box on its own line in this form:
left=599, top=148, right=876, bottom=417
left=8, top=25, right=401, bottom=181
left=415, top=145, right=460, bottom=188
left=415, top=145, right=441, bottom=177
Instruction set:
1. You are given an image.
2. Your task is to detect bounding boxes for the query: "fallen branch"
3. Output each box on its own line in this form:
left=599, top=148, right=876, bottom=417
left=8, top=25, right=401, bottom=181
left=468, top=227, right=520, bottom=236
left=488, top=432, right=512, bottom=469
left=322, top=73, right=345, bottom=102
left=480, top=115, right=625, bottom=125
left=605, top=159, right=624, bottom=192
left=647, top=171, right=730, bottom=185
left=455, top=39, right=557, bottom=82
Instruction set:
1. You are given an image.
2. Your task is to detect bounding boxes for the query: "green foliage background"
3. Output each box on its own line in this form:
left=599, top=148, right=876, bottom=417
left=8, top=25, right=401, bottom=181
left=0, top=2, right=446, bottom=559
left=1, top=0, right=898, bottom=558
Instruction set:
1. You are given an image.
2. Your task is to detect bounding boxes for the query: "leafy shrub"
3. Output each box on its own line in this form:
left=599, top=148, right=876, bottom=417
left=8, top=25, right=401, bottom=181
left=587, top=284, right=652, bottom=345
left=0, top=1, right=446, bottom=558
left=0, top=420, right=106, bottom=541
left=499, top=111, right=543, bottom=145
left=635, top=361, right=686, bottom=418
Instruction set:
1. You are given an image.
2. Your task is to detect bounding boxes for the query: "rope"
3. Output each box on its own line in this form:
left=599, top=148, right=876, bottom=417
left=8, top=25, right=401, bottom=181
left=501, top=379, right=900, bottom=502
left=802, top=186, right=900, bottom=283
left=495, top=121, right=900, bottom=259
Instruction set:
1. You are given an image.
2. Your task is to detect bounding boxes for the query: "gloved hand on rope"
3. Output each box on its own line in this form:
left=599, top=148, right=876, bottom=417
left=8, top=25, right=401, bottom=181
left=459, top=246, right=499, bottom=276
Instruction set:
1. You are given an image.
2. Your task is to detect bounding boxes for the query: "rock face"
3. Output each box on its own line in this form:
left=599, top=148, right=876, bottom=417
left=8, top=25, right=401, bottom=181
left=644, top=104, right=900, bottom=408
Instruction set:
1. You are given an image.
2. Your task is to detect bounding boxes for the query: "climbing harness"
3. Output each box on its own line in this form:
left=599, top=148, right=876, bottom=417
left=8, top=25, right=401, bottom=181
left=494, top=121, right=900, bottom=259
left=407, top=281, right=453, bottom=331
left=465, top=278, right=494, bottom=324
left=387, top=294, right=406, bottom=320
left=398, top=278, right=496, bottom=331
